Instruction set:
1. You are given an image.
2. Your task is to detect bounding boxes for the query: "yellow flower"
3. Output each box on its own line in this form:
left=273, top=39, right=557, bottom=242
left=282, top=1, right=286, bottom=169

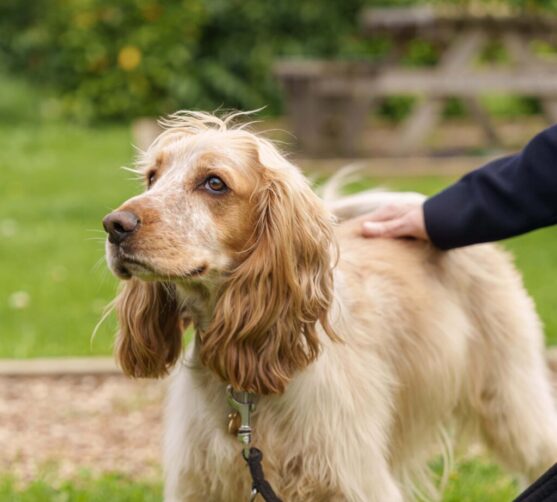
left=118, top=46, right=142, bottom=71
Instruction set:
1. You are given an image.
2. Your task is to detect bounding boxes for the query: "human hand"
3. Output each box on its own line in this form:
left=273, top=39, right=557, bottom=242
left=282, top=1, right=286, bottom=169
left=360, top=201, right=429, bottom=241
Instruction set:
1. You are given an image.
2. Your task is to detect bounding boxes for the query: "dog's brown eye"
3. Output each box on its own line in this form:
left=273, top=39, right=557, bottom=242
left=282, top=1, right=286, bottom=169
left=204, top=176, right=227, bottom=194
left=146, top=170, right=156, bottom=188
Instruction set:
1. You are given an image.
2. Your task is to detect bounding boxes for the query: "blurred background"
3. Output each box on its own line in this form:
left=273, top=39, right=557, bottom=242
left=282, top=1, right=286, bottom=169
left=1, top=0, right=557, bottom=500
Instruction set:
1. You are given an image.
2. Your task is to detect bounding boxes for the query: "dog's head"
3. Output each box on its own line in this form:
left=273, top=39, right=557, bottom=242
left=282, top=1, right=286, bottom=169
left=104, top=112, right=337, bottom=394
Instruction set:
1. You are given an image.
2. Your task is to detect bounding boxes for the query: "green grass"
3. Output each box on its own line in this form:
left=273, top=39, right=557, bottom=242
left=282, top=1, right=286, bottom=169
left=0, top=473, right=161, bottom=502
left=441, top=458, right=518, bottom=502
left=0, top=123, right=135, bottom=357
left=0, top=458, right=520, bottom=501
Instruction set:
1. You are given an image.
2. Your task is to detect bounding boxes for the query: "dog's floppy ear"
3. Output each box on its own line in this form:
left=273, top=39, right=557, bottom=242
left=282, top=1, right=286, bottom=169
left=115, top=279, right=184, bottom=378
left=200, top=143, right=338, bottom=394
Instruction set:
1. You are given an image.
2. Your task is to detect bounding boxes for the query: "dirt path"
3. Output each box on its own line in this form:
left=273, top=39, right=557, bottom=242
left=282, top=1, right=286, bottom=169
left=1, top=349, right=555, bottom=484
left=0, top=375, right=165, bottom=482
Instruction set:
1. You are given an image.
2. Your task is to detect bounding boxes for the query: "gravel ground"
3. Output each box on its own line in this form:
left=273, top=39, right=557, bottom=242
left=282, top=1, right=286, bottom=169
left=1, top=351, right=555, bottom=485
left=0, top=375, right=166, bottom=482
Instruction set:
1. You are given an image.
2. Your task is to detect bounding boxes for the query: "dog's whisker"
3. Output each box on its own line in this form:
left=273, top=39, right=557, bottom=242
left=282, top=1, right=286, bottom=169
left=91, top=298, right=116, bottom=348
left=91, top=255, right=107, bottom=272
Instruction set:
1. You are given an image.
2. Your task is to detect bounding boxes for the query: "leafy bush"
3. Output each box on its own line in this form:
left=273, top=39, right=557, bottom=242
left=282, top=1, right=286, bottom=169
left=1, top=0, right=556, bottom=121
left=0, top=0, right=206, bottom=121
left=0, top=0, right=383, bottom=121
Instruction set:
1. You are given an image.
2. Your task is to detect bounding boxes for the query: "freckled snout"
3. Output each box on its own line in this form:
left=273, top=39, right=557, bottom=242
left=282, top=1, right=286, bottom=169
left=103, top=211, right=140, bottom=245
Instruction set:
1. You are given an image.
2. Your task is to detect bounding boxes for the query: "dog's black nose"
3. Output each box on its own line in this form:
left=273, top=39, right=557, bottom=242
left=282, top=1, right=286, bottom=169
left=103, top=211, right=140, bottom=244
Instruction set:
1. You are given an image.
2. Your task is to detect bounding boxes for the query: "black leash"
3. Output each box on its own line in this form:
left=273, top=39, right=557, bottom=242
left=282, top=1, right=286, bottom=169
left=514, top=463, right=557, bottom=502
left=244, top=447, right=282, bottom=502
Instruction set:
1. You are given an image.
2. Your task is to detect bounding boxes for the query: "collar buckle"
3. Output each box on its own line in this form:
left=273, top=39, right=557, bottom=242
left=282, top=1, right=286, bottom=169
left=227, top=385, right=256, bottom=458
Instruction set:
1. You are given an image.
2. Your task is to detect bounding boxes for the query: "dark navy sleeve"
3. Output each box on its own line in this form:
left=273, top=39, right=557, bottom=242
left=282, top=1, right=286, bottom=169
left=423, top=125, right=557, bottom=250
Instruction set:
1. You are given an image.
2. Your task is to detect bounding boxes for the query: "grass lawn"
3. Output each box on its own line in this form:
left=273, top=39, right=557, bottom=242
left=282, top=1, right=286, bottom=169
left=0, top=122, right=136, bottom=357
left=0, top=473, right=161, bottom=502
left=0, top=458, right=518, bottom=501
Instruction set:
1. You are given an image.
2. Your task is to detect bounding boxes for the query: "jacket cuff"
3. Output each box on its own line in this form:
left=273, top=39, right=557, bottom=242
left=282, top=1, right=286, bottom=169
left=423, top=195, right=458, bottom=250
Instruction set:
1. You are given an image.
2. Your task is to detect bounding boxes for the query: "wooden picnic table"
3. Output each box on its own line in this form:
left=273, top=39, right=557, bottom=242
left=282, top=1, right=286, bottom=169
left=275, top=7, right=557, bottom=156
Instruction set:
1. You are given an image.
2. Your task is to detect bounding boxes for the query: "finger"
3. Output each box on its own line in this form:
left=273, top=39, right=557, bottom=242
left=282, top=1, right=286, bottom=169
left=362, top=204, right=401, bottom=223
left=361, top=219, right=406, bottom=238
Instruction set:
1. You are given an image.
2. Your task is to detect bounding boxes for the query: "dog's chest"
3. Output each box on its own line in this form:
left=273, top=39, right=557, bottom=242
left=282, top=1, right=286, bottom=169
left=179, top=388, right=344, bottom=501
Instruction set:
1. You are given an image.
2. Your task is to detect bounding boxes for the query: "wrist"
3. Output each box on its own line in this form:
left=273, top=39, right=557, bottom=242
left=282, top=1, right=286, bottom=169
left=412, top=205, right=428, bottom=241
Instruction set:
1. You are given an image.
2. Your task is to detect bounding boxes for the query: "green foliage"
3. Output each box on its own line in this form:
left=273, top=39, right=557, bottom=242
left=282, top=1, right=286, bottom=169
left=3, top=0, right=557, bottom=121
left=0, top=0, right=382, bottom=121
left=0, top=72, right=46, bottom=123
left=0, top=0, right=205, bottom=122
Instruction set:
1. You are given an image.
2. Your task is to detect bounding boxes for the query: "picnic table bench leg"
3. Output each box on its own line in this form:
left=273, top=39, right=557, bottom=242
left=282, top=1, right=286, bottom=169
left=503, top=33, right=557, bottom=125
left=316, top=94, right=370, bottom=156
left=278, top=73, right=370, bottom=156
left=397, top=31, right=488, bottom=154
left=397, top=98, right=444, bottom=154
left=278, top=75, right=322, bottom=154
left=542, top=101, right=557, bottom=124
left=463, top=96, right=501, bottom=145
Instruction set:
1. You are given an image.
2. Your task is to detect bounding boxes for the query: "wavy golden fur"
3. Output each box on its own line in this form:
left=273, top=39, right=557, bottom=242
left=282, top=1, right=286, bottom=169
left=104, top=111, right=557, bottom=501
left=199, top=167, right=339, bottom=394
left=115, top=279, right=184, bottom=378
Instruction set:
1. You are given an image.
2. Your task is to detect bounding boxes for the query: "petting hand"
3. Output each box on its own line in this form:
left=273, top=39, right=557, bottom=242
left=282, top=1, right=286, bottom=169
left=361, top=201, right=429, bottom=241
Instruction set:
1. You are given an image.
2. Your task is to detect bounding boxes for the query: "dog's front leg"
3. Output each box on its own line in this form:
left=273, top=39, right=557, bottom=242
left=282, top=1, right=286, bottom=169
left=333, top=448, right=404, bottom=502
